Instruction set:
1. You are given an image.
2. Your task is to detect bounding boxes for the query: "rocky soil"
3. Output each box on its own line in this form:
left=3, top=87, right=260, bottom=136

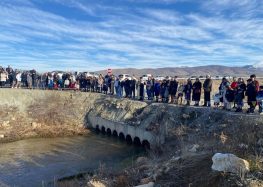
left=86, top=104, right=263, bottom=187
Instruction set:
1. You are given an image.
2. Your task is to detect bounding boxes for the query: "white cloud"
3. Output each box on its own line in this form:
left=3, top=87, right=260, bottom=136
left=0, top=0, right=263, bottom=71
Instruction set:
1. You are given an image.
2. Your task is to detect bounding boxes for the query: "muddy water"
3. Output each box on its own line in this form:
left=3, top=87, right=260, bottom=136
left=0, top=134, right=144, bottom=187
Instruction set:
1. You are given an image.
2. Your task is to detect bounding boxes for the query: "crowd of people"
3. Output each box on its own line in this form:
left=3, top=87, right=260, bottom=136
left=0, top=66, right=262, bottom=115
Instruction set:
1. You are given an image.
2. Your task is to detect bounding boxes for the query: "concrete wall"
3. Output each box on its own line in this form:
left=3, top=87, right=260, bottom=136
left=87, top=114, right=165, bottom=147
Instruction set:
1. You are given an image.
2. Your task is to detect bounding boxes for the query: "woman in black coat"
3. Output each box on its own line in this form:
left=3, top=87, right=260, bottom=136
left=235, top=78, right=246, bottom=112
left=139, top=78, right=145, bottom=101
left=192, top=78, right=202, bottom=106
left=183, top=79, right=192, bottom=105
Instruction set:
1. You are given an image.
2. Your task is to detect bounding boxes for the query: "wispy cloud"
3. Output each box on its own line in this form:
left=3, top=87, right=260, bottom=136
left=0, top=0, right=262, bottom=71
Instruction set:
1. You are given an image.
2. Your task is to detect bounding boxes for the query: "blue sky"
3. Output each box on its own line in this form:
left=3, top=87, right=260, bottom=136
left=0, top=0, right=263, bottom=71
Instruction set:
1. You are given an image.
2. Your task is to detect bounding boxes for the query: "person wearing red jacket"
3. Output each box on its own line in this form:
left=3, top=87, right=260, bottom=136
left=231, top=77, right=238, bottom=108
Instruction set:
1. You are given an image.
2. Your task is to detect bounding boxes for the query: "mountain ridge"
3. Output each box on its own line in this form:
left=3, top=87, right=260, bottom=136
left=95, top=65, right=263, bottom=77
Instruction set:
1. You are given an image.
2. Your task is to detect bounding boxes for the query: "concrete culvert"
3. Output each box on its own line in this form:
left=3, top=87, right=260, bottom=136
left=142, top=140, right=150, bottom=149
left=106, top=128, right=111, bottom=136
left=112, top=130, right=118, bottom=137
left=134, top=137, right=141, bottom=146
left=126, top=135, right=133, bottom=145
left=119, top=132, right=125, bottom=140
left=101, top=126, right=106, bottom=134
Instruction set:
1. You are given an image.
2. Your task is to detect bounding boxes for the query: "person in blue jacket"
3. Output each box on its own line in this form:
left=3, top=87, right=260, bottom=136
left=154, top=81, right=161, bottom=102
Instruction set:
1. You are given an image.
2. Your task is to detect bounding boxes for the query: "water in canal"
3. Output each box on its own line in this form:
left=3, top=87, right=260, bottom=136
left=0, top=134, right=144, bottom=187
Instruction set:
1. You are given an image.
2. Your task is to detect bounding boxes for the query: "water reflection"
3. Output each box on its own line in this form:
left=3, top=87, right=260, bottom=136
left=0, top=134, right=144, bottom=187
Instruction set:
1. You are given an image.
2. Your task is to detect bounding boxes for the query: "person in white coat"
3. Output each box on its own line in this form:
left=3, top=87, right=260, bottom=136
left=0, top=69, right=7, bottom=88
left=15, top=71, right=22, bottom=88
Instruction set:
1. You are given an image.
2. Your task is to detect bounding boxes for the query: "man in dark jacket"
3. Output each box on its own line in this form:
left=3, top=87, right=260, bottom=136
left=246, top=74, right=260, bottom=113
left=139, top=77, right=145, bottom=101
left=192, top=78, right=202, bottom=106
left=235, top=78, right=246, bottom=112
left=169, top=76, right=179, bottom=104
left=203, top=75, right=213, bottom=107
left=124, top=78, right=131, bottom=98
left=30, top=69, right=37, bottom=88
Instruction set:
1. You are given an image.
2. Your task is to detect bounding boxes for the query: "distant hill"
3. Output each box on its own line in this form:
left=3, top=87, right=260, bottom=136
left=95, top=65, right=263, bottom=77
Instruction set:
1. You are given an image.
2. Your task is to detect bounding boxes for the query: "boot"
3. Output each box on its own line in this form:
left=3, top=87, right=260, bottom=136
left=194, top=101, right=199, bottom=106
left=235, top=108, right=242, bottom=112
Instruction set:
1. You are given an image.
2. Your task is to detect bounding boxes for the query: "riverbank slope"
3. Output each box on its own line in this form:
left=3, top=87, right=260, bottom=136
left=0, top=89, right=263, bottom=186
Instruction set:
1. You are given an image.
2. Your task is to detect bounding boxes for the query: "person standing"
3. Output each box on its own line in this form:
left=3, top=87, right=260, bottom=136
left=160, top=79, right=169, bottom=103
left=6, top=65, right=13, bottom=85
left=225, top=83, right=235, bottom=111
left=231, top=77, right=238, bottom=108
left=183, top=78, right=192, bottom=105
left=256, top=86, right=263, bottom=115
left=177, top=82, right=184, bottom=105
left=124, top=78, right=131, bottom=98
left=0, top=68, right=7, bottom=88
left=130, top=76, right=137, bottom=99
left=10, top=70, right=17, bottom=88
left=92, top=77, right=97, bottom=92
left=27, top=72, right=33, bottom=89
left=246, top=74, right=259, bottom=114
left=64, top=77, right=70, bottom=88
left=154, top=80, right=161, bottom=102
left=111, top=75, right=115, bottom=95
left=192, top=78, right=202, bottom=106
left=114, top=77, right=121, bottom=98
left=203, top=75, right=213, bottom=107
left=139, top=78, right=145, bottom=101
left=169, top=76, right=179, bottom=104
left=235, top=78, right=246, bottom=112
left=15, top=71, right=22, bottom=88
left=40, top=73, right=48, bottom=89
left=31, top=69, right=37, bottom=89
left=98, top=74, right=104, bottom=93
left=219, top=77, right=228, bottom=108
left=146, top=78, right=153, bottom=100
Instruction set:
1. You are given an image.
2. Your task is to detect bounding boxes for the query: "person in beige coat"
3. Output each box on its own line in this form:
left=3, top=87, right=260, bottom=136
left=0, top=69, right=8, bottom=88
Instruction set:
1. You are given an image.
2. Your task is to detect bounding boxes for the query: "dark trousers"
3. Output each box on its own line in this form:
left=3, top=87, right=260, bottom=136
left=0, top=81, right=5, bottom=87
left=125, top=87, right=130, bottom=97
left=130, top=87, right=136, bottom=98
left=204, top=91, right=211, bottom=106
